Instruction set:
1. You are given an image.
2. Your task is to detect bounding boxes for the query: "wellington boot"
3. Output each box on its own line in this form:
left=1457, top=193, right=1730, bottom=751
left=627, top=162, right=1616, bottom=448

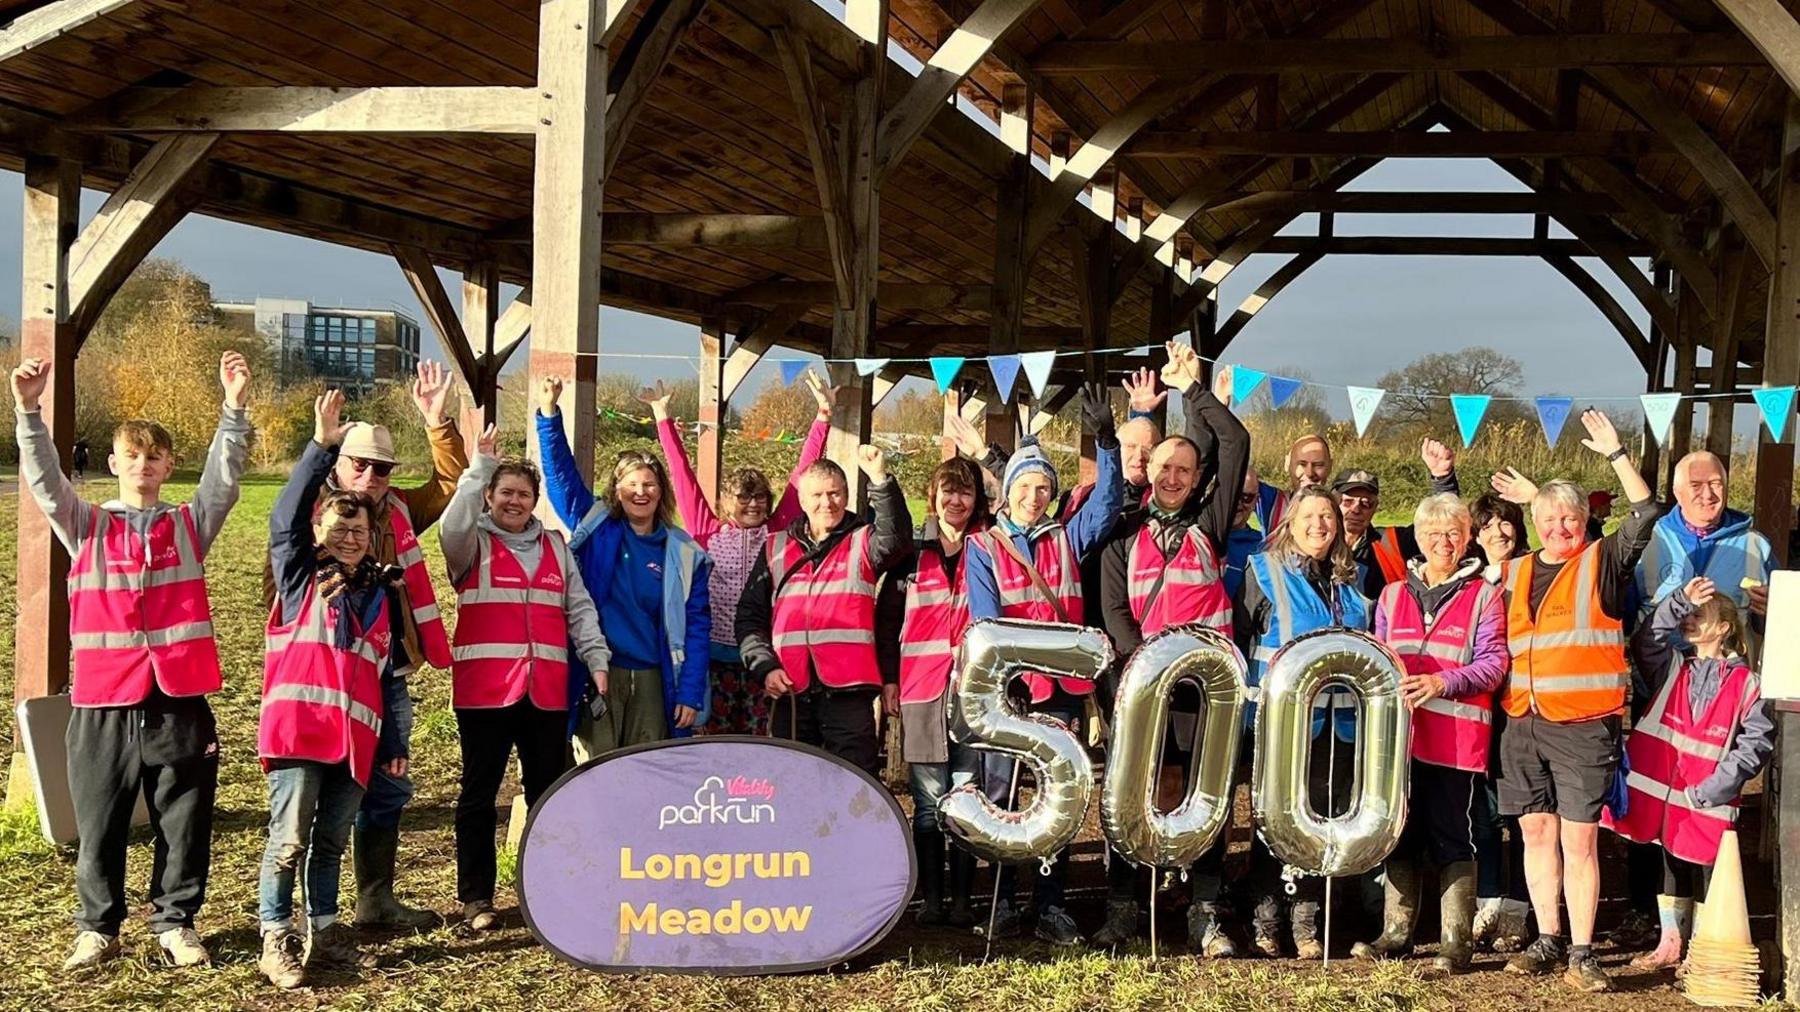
left=1352, top=860, right=1420, bottom=961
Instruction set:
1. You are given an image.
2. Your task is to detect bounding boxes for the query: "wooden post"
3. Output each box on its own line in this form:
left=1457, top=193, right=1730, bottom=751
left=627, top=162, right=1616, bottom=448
left=463, top=258, right=501, bottom=430
left=1708, top=239, right=1747, bottom=462
left=13, top=156, right=78, bottom=707
left=695, top=319, right=725, bottom=511
left=1071, top=224, right=1113, bottom=486
left=529, top=0, right=607, bottom=495
left=986, top=81, right=1030, bottom=460
left=1669, top=296, right=1699, bottom=490
left=1766, top=95, right=1800, bottom=1007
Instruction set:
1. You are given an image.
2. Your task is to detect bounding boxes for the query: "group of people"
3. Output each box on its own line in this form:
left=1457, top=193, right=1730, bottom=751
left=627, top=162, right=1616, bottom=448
left=14, top=338, right=1777, bottom=994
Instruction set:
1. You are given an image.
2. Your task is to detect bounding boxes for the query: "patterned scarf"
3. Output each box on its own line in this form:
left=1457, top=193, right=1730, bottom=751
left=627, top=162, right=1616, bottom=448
left=314, top=548, right=385, bottom=605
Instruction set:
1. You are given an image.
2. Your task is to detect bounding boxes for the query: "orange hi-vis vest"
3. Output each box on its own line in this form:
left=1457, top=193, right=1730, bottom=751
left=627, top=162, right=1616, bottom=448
left=1370, top=527, right=1408, bottom=586
left=1379, top=577, right=1499, bottom=772
left=768, top=526, right=880, bottom=693
left=67, top=504, right=223, bottom=707
left=987, top=526, right=1092, bottom=702
left=1604, top=659, right=1757, bottom=865
left=1502, top=543, right=1627, bottom=722
left=259, top=581, right=390, bottom=786
left=897, top=544, right=973, bottom=705
left=451, top=530, right=574, bottom=711
left=1128, top=522, right=1232, bottom=637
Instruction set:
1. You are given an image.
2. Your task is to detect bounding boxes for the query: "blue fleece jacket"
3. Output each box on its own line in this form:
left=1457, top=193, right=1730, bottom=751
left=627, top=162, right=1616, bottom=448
left=536, top=410, right=712, bottom=737
left=967, top=438, right=1124, bottom=620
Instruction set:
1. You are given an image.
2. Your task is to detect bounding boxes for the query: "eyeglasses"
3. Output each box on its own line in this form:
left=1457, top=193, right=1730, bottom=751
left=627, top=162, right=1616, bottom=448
left=1238, top=491, right=1259, bottom=506
left=1420, top=529, right=1463, bottom=544
left=329, top=525, right=372, bottom=542
left=349, top=457, right=394, bottom=478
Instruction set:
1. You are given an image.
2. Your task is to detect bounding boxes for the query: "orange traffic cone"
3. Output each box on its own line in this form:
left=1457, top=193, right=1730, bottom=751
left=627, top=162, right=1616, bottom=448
left=1684, top=829, right=1761, bottom=1007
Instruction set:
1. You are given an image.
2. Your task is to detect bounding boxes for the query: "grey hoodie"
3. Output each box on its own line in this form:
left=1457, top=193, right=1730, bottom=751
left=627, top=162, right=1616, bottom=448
left=443, top=454, right=612, bottom=676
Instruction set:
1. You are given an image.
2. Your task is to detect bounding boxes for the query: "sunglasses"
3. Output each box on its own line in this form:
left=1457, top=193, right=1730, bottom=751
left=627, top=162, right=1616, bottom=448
left=349, top=457, right=394, bottom=478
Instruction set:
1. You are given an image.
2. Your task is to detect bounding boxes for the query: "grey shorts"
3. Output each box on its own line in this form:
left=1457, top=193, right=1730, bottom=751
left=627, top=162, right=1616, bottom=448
left=1496, top=712, right=1621, bottom=823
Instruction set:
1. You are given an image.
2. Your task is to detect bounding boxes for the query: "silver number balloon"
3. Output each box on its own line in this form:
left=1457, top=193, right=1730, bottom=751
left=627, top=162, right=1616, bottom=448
left=1251, top=628, right=1410, bottom=878
left=1100, top=626, right=1247, bottom=870
left=939, top=618, right=1113, bottom=865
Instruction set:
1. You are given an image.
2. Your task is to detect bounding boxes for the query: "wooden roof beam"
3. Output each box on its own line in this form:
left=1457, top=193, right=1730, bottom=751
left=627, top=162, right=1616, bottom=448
left=1213, top=251, right=1323, bottom=351
left=393, top=244, right=484, bottom=397
left=1030, top=34, right=1764, bottom=75
left=1708, top=0, right=1800, bottom=94
left=1128, top=130, right=1674, bottom=159
left=1203, top=190, right=1625, bottom=216
left=66, top=87, right=541, bottom=134
left=723, top=280, right=992, bottom=309
left=1252, top=236, right=1654, bottom=257
left=0, top=0, right=136, bottom=64
left=606, top=0, right=711, bottom=176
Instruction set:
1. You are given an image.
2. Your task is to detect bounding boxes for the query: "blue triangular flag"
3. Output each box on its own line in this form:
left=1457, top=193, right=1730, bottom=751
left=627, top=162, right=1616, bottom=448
left=854, top=357, right=889, bottom=377
left=779, top=360, right=808, bottom=386
left=987, top=354, right=1022, bottom=403
left=929, top=356, right=965, bottom=394
left=1347, top=386, right=1384, bottom=436
left=1267, top=375, right=1303, bottom=409
left=1020, top=351, right=1056, bottom=399
left=1535, top=397, right=1574, bottom=448
left=1641, top=392, right=1683, bottom=445
left=1450, top=394, right=1491, bottom=447
left=1754, top=386, right=1797, bottom=441
left=1231, top=366, right=1267, bottom=406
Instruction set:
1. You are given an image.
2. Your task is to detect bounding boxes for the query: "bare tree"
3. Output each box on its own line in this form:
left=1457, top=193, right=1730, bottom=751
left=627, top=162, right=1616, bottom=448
left=1374, top=347, right=1528, bottom=434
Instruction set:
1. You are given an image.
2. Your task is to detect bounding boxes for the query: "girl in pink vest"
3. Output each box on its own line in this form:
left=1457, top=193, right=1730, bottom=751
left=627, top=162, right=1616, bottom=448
left=1356, top=493, right=1508, bottom=974
left=1608, top=577, right=1773, bottom=970
left=440, top=428, right=616, bottom=932
left=641, top=372, right=831, bottom=736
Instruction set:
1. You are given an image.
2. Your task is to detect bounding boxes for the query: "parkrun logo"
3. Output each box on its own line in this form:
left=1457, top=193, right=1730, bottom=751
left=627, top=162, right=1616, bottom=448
left=657, top=775, right=778, bottom=830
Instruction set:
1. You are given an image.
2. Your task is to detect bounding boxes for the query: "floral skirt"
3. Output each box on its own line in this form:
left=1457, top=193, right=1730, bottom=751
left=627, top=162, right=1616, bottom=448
left=702, top=658, right=769, bottom=736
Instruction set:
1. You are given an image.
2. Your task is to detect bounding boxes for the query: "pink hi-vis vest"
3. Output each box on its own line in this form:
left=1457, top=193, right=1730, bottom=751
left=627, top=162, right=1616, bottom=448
left=1605, top=660, right=1758, bottom=865
left=1377, top=578, right=1498, bottom=773
left=1129, top=523, right=1232, bottom=638
left=452, top=531, right=573, bottom=711
left=259, top=581, right=390, bottom=787
left=313, top=493, right=451, bottom=671
left=898, top=544, right=973, bottom=705
left=768, top=526, right=880, bottom=693
left=67, top=504, right=222, bottom=707
left=987, top=526, right=1092, bottom=702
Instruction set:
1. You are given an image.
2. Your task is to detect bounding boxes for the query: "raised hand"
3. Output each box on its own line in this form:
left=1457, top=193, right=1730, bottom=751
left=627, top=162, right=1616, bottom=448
left=855, top=443, right=887, bottom=481
left=636, top=379, right=673, bottom=420
left=1490, top=467, right=1538, bottom=506
left=1079, top=382, right=1115, bottom=438
left=537, top=375, right=564, bottom=417
left=1684, top=576, right=1717, bottom=608
left=1579, top=408, right=1623, bottom=457
left=476, top=422, right=499, bottom=458
left=1419, top=437, right=1454, bottom=478
left=411, top=360, right=452, bottom=425
left=943, top=396, right=987, bottom=459
left=314, top=389, right=351, bottom=447
left=220, top=351, right=252, bottom=410
left=803, top=368, right=837, bottom=416
left=11, top=358, right=50, bottom=412
left=1122, top=367, right=1167, bottom=413
left=1211, top=363, right=1234, bottom=406
left=1159, top=341, right=1202, bottom=393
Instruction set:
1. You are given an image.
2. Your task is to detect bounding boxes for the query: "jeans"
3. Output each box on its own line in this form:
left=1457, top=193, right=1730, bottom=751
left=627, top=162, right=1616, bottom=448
left=986, top=698, right=1081, bottom=912
left=907, top=743, right=980, bottom=833
left=357, top=675, right=414, bottom=832
left=259, top=760, right=366, bottom=931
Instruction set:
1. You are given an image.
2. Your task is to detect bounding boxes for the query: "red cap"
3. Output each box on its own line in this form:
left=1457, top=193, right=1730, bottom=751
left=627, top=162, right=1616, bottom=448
left=1589, top=490, right=1616, bottom=511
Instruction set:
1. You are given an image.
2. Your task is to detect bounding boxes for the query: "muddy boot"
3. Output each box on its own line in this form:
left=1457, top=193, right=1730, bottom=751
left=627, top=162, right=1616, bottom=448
left=946, top=850, right=977, bottom=928
left=258, top=929, right=304, bottom=989
left=352, top=824, right=437, bottom=930
left=1251, top=895, right=1284, bottom=957
left=1352, top=860, right=1420, bottom=960
left=1189, top=901, right=1237, bottom=957
left=1091, top=900, right=1140, bottom=947
left=1432, top=862, right=1477, bottom=975
left=914, top=830, right=946, bottom=926
left=1291, top=900, right=1323, bottom=960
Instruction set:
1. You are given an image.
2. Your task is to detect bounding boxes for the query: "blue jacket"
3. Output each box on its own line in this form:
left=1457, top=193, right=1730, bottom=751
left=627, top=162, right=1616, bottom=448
left=1223, top=525, right=1264, bottom=600
left=967, top=437, right=1124, bottom=620
left=1634, top=507, right=1771, bottom=620
left=1245, top=551, right=1372, bottom=742
left=536, top=410, right=712, bottom=737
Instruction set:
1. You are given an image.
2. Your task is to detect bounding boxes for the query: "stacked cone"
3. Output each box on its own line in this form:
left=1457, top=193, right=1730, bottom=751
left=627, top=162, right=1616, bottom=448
left=1684, top=829, right=1762, bottom=1007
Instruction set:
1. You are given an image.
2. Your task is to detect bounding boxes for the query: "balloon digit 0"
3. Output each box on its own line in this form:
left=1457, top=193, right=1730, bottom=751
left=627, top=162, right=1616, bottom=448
left=939, top=619, right=1113, bottom=864
left=1101, top=627, right=1247, bottom=871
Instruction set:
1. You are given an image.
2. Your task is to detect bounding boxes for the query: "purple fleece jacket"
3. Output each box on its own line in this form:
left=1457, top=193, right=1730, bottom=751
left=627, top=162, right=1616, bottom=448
left=1373, top=560, right=1510, bottom=699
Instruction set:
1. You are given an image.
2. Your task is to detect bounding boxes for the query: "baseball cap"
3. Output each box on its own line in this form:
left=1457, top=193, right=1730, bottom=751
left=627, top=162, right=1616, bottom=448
left=340, top=422, right=397, bottom=464
left=1331, top=468, right=1379, bottom=495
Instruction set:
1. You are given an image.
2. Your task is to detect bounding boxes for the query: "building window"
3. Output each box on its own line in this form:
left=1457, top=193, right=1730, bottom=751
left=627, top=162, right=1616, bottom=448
left=361, top=319, right=376, bottom=344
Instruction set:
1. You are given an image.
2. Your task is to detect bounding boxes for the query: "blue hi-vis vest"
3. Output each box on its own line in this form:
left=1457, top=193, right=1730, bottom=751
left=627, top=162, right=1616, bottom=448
left=1247, top=552, right=1373, bottom=742
left=1635, top=511, right=1769, bottom=620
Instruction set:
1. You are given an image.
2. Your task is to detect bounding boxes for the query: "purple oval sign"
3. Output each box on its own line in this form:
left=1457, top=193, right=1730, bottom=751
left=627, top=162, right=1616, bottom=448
left=519, top=736, right=915, bottom=975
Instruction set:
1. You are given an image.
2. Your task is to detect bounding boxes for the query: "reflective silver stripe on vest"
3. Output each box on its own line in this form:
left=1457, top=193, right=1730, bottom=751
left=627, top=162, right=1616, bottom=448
left=262, top=682, right=382, bottom=734
left=1524, top=672, right=1629, bottom=691
left=452, top=642, right=569, bottom=663
left=397, top=545, right=426, bottom=567
left=458, top=588, right=565, bottom=608
left=908, top=586, right=956, bottom=607
left=69, top=509, right=209, bottom=591
left=278, top=623, right=387, bottom=668
left=1419, top=696, right=1492, bottom=724
left=900, top=641, right=955, bottom=658
left=71, top=622, right=216, bottom=651
left=773, top=628, right=876, bottom=649
left=1635, top=667, right=1733, bottom=763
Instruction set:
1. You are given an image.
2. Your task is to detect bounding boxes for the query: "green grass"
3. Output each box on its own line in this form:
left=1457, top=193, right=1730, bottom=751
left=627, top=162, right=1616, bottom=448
left=0, top=479, right=1696, bottom=1010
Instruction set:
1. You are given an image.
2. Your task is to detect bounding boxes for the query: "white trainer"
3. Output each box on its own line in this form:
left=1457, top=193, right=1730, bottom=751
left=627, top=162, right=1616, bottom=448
left=62, top=931, right=121, bottom=972
left=158, top=927, right=212, bottom=967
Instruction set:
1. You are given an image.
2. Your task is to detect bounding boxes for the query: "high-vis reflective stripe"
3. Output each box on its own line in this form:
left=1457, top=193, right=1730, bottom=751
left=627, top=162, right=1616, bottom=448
left=768, top=527, right=881, bottom=691
left=1370, top=527, right=1408, bottom=586
left=898, top=538, right=978, bottom=705
left=985, top=526, right=1092, bottom=702
left=386, top=497, right=452, bottom=669
left=1604, top=661, right=1755, bottom=865
left=900, top=641, right=956, bottom=658
left=1380, top=578, right=1499, bottom=771
left=260, top=580, right=390, bottom=786
left=67, top=504, right=223, bottom=706
left=1247, top=552, right=1371, bottom=742
left=1502, top=543, right=1626, bottom=721
left=1128, top=523, right=1232, bottom=637
left=451, top=531, right=574, bottom=711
